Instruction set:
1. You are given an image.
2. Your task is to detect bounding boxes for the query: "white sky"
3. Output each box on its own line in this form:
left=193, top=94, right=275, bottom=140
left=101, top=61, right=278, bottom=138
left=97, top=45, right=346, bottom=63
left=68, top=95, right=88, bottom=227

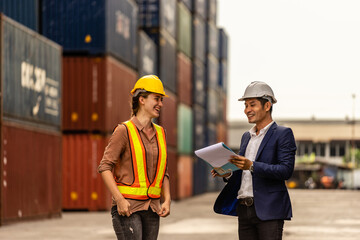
left=217, top=0, right=360, bottom=121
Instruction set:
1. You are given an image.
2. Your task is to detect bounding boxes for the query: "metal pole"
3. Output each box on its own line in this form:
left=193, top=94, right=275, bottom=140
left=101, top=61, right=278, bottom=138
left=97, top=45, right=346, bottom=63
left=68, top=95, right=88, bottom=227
left=351, top=94, right=356, bottom=189
left=352, top=94, right=356, bottom=168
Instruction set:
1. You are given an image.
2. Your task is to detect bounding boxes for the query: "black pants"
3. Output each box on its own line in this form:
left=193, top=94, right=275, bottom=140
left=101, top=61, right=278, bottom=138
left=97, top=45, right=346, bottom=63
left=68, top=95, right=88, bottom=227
left=236, top=203, right=284, bottom=240
left=111, top=206, right=160, bottom=240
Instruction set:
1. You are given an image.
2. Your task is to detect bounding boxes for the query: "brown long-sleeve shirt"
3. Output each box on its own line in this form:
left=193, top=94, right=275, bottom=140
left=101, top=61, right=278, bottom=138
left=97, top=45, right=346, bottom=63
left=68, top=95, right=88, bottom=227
left=98, top=117, right=169, bottom=213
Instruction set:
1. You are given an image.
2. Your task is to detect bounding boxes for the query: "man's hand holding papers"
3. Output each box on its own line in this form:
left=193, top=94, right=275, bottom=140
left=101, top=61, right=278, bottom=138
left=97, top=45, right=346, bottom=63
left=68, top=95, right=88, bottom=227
left=194, top=142, right=240, bottom=176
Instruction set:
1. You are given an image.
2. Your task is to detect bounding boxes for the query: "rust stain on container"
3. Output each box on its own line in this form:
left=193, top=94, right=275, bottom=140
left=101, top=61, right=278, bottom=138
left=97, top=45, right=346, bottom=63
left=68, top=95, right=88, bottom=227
left=62, top=134, right=112, bottom=211
left=158, top=90, right=177, bottom=147
left=177, top=52, right=192, bottom=106
left=62, top=56, right=137, bottom=133
left=1, top=121, right=62, bottom=225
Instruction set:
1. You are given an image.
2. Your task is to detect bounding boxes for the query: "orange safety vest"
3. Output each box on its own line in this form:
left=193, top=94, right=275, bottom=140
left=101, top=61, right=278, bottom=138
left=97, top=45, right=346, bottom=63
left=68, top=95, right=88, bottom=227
left=116, top=120, right=167, bottom=200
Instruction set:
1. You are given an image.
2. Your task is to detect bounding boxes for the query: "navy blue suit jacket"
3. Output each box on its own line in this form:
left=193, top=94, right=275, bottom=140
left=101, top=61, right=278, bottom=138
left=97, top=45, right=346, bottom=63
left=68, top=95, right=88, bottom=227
left=213, top=122, right=297, bottom=221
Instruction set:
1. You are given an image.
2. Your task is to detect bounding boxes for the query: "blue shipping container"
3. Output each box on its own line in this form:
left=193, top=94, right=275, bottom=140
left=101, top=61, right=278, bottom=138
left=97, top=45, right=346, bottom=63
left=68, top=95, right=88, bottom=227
left=138, top=30, right=157, bottom=76
left=218, top=28, right=228, bottom=60
left=136, top=0, right=177, bottom=39
left=41, top=0, right=138, bottom=68
left=193, top=157, right=211, bottom=195
left=0, top=0, right=39, bottom=31
left=219, top=60, right=228, bottom=93
left=2, top=15, right=62, bottom=127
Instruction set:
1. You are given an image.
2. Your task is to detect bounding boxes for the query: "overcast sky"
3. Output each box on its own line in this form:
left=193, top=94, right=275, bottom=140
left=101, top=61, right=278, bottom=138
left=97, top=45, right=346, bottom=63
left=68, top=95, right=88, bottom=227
left=217, top=0, right=360, bottom=121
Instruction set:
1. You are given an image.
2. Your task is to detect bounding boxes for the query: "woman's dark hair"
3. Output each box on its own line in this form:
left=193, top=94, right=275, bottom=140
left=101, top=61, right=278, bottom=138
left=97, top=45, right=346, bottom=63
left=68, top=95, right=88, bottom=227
left=131, top=92, right=151, bottom=116
left=257, top=97, right=273, bottom=114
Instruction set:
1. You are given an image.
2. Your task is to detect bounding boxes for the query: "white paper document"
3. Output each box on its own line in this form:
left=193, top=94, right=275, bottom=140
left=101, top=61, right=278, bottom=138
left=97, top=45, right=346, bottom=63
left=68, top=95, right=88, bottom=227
left=194, top=142, right=239, bottom=176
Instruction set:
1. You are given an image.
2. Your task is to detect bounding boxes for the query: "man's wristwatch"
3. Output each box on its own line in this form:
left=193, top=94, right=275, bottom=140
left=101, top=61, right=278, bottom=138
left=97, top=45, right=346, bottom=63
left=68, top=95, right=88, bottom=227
left=249, top=164, right=254, bottom=173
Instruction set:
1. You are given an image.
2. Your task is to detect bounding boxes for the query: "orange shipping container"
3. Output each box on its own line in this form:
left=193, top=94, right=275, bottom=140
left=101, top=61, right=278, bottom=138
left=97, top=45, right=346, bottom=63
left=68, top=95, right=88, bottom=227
left=1, top=121, right=62, bottom=225
left=177, top=52, right=192, bottom=106
left=62, top=56, right=137, bottom=133
left=177, top=155, right=193, bottom=199
left=62, top=134, right=112, bottom=211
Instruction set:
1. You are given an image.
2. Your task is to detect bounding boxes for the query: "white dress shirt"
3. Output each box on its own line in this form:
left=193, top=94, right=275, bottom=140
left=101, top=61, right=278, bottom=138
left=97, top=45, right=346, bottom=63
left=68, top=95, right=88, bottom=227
left=237, top=121, right=274, bottom=199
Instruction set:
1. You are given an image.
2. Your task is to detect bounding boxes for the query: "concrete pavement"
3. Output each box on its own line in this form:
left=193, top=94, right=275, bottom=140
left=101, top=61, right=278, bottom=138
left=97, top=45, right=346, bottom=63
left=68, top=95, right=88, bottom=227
left=0, top=189, right=359, bottom=239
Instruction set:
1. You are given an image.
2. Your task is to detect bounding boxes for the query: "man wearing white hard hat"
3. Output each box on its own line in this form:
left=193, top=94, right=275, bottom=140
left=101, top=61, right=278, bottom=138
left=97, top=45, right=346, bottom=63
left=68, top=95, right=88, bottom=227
left=213, top=81, right=297, bottom=240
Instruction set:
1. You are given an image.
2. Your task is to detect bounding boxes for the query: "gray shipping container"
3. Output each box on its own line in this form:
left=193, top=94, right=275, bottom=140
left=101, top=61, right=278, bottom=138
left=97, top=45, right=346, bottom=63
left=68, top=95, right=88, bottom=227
left=219, top=28, right=228, bottom=60
left=1, top=15, right=62, bottom=127
left=207, top=0, right=217, bottom=24
left=159, top=30, right=177, bottom=93
left=193, top=0, right=206, bottom=20
left=146, top=29, right=177, bottom=94
left=207, top=21, right=219, bottom=59
left=138, top=30, right=157, bottom=76
left=180, top=0, right=193, bottom=11
left=206, top=88, right=219, bottom=124
left=193, top=59, right=206, bottom=106
left=192, top=15, right=206, bottom=63
left=206, top=54, right=219, bottom=89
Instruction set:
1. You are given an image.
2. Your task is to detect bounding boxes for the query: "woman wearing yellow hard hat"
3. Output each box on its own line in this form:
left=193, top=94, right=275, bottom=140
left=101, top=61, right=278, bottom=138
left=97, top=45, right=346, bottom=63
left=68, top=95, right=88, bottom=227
left=98, top=75, right=170, bottom=240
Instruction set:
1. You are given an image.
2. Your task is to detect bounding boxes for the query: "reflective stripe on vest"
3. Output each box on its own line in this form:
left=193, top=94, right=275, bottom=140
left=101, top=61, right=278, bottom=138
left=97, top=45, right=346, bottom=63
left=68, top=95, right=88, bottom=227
left=148, top=124, right=167, bottom=198
left=117, top=121, right=167, bottom=200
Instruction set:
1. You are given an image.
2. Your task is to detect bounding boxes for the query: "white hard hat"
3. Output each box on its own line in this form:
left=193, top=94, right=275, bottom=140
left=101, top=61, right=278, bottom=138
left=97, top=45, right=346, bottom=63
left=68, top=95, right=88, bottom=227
left=238, top=81, right=277, bottom=104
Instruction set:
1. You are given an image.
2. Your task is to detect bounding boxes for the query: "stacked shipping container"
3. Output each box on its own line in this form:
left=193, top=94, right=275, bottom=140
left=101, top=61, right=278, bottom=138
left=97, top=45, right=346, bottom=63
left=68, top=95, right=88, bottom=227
left=176, top=1, right=193, bottom=199
left=0, top=0, right=229, bottom=223
left=191, top=0, right=208, bottom=195
left=42, top=0, right=138, bottom=68
left=0, top=15, right=62, bottom=224
left=137, top=0, right=178, bottom=93
left=217, top=28, right=229, bottom=144
left=41, top=0, right=141, bottom=210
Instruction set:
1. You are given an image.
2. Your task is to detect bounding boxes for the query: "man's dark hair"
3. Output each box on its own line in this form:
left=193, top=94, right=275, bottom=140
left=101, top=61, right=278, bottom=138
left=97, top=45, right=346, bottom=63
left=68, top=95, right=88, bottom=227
left=257, top=97, right=273, bottom=114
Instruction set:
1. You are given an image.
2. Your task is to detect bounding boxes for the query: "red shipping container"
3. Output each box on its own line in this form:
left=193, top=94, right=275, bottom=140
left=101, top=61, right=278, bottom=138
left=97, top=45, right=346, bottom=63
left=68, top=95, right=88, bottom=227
left=177, top=155, right=193, bottom=199
left=177, top=52, right=192, bottom=106
left=62, top=56, right=137, bottom=133
left=1, top=121, right=62, bottom=224
left=218, top=91, right=227, bottom=123
left=62, top=134, right=112, bottom=211
left=158, top=90, right=177, bottom=147
left=166, top=148, right=178, bottom=200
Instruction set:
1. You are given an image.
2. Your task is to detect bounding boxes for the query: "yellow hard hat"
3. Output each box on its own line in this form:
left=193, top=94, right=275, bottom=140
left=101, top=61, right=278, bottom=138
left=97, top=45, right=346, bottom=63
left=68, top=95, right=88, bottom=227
left=131, top=75, right=168, bottom=97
